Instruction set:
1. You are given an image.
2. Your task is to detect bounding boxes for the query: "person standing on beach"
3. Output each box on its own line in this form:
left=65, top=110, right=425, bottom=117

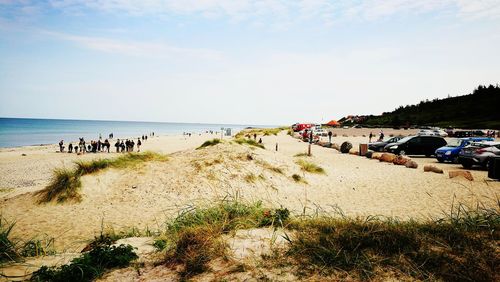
left=369, top=132, right=373, bottom=143
left=59, top=140, right=64, bottom=152
left=137, top=138, right=142, bottom=152
left=68, top=143, right=73, bottom=153
left=115, top=139, right=120, bottom=153
left=328, top=131, right=333, bottom=144
left=378, top=130, right=384, bottom=141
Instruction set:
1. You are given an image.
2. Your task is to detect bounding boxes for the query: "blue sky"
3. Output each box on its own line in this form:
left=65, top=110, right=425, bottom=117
left=1, top=0, right=499, bottom=125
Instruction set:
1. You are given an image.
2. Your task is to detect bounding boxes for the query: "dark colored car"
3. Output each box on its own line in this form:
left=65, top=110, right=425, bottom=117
left=384, top=136, right=447, bottom=156
left=368, top=136, right=403, bottom=152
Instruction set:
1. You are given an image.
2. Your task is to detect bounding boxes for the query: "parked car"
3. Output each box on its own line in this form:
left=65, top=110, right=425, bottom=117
left=435, top=137, right=494, bottom=163
left=313, top=128, right=328, bottom=137
left=458, top=141, right=500, bottom=169
left=385, top=136, right=447, bottom=156
left=368, top=136, right=403, bottom=152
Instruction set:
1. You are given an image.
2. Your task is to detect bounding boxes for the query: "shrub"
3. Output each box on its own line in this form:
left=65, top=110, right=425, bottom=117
left=0, top=216, right=18, bottom=263
left=234, top=138, right=265, bottom=149
left=31, top=243, right=137, bottom=282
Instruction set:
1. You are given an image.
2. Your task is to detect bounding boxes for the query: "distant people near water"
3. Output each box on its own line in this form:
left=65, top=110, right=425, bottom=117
left=137, top=138, right=142, bottom=152
left=369, top=132, right=373, bottom=143
left=109, top=133, right=113, bottom=139
left=254, top=133, right=257, bottom=140
left=58, top=140, right=64, bottom=152
left=104, top=139, right=110, bottom=153
left=115, top=139, right=120, bottom=153
left=74, top=144, right=79, bottom=154
left=120, top=140, right=125, bottom=152
left=68, top=143, right=73, bottom=153
left=79, top=138, right=86, bottom=154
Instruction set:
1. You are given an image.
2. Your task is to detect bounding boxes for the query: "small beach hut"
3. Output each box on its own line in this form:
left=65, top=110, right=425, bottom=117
left=325, top=120, right=339, bottom=127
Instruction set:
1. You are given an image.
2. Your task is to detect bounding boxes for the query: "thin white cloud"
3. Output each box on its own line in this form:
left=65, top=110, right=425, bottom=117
left=44, top=31, right=223, bottom=60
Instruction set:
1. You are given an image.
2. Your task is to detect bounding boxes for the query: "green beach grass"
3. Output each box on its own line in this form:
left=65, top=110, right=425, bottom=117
left=36, top=151, right=168, bottom=203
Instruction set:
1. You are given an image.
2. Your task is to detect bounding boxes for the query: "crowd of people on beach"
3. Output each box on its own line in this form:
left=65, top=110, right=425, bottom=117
left=58, top=132, right=155, bottom=154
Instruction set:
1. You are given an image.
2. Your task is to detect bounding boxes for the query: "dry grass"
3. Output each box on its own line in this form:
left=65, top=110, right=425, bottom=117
left=256, top=160, right=284, bottom=174
left=291, top=174, right=308, bottom=184
left=234, top=127, right=288, bottom=139
left=36, top=152, right=168, bottom=203
left=244, top=173, right=257, bottom=183
left=295, top=159, right=325, bottom=174
left=294, top=152, right=310, bottom=157
left=234, top=138, right=265, bottom=149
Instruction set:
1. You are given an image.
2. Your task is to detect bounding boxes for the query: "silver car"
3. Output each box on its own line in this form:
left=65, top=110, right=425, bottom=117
left=458, top=141, right=500, bottom=169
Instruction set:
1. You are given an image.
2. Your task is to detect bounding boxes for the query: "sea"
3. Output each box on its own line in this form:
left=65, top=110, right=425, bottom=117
left=0, top=117, right=269, bottom=148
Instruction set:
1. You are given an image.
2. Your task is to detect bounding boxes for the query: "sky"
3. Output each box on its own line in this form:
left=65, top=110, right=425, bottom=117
left=0, top=1, right=499, bottom=125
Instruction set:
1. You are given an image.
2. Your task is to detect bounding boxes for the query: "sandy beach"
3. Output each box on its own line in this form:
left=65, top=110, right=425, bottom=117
left=1, top=129, right=498, bottom=256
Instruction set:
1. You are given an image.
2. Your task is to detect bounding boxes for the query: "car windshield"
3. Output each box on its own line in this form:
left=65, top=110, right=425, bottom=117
left=446, top=138, right=462, bottom=147
left=396, top=136, right=413, bottom=143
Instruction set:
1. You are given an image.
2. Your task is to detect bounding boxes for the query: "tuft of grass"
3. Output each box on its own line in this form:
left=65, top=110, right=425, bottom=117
left=37, top=152, right=168, bottom=203
left=196, top=138, right=221, bottom=150
left=157, top=200, right=289, bottom=278
left=244, top=173, right=257, bottom=183
left=296, top=159, right=325, bottom=174
left=256, top=160, right=284, bottom=174
left=1, top=216, right=18, bottom=263
left=291, top=174, right=307, bottom=184
left=31, top=242, right=137, bottom=282
left=234, top=138, right=265, bottom=149
left=37, top=168, right=82, bottom=203
left=283, top=204, right=500, bottom=281
left=20, top=237, right=55, bottom=257
left=294, top=152, right=310, bottom=157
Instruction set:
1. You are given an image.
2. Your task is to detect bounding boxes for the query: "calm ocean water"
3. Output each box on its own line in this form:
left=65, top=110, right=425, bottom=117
left=0, top=118, right=267, bottom=148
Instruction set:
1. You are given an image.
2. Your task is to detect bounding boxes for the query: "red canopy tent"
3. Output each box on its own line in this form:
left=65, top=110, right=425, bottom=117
left=325, top=120, right=339, bottom=127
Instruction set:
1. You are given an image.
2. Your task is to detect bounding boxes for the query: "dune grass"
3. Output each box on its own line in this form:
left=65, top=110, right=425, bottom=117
left=155, top=200, right=289, bottom=278
left=284, top=204, right=500, bottom=281
left=294, top=152, right=310, bottom=157
left=256, top=160, right=284, bottom=174
left=1, top=216, right=18, bottom=263
left=233, top=138, right=265, bottom=149
left=295, top=159, right=325, bottom=174
left=244, top=173, right=257, bottom=183
left=196, top=138, right=221, bottom=150
left=234, top=127, right=286, bottom=139
left=291, top=174, right=307, bottom=184
left=37, top=152, right=168, bottom=203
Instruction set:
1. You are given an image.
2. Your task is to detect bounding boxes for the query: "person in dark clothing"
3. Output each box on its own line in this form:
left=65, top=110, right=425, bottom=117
left=137, top=138, right=142, bottom=152
left=130, top=140, right=135, bottom=152
left=97, top=140, right=101, bottom=152
left=87, top=144, right=91, bottom=152
left=104, top=139, right=110, bottom=153
left=253, top=133, right=257, bottom=140
left=68, top=143, right=73, bottom=153
left=120, top=141, right=125, bottom=152
left=59, top=140, right=64, bottom=152
left=258, top=138, right=262, bottom=144
left=74, top=145, right=79, bottom=154
left=115, top=139, right=120, bottom=153
left=328, top=131, right=333, bottom=144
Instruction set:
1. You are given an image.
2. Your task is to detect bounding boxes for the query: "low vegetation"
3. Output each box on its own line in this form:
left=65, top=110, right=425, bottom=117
left=244, top=173, right=257, bottom=183
left=30, top=240, right=137, bottom=282
left=37, top=152, right=168, bottom=203
left=233, top=138, right=265, bottom=149
left=1, top=217, right=55, bottom=264
left=155, top=200, right=289, bottom=278
left=256, top=160, right=284, bottom=174
left=291, top=174, right=307, bottom=184
left=294, top=152, right=310, bottom=157
left=196, top=138, right=221, bottom=149
left=234, top=127, right=289, bottom=139
left=284, top=204, right=500, bottom=281
left=295, top=159, right=325, bottom=174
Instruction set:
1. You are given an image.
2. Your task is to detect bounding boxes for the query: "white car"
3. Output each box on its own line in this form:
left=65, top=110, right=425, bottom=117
left=313, top=129, right=328, bottom=137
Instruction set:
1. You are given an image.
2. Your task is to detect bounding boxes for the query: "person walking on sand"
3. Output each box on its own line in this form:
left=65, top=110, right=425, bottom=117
left=378, top=130, right=384, bottom=141
left=137, top=138, right=142, bottom=152
left=328, top=131, right=333, bottom=144
left=68, top=143, right=73, bottom=153
left=253, top=133, right=257, bottom=141
left=369, top=132, right=373, bottom=143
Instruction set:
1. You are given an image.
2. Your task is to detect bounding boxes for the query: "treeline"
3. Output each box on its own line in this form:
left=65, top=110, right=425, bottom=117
left=360, top=84, right=500, bottom=129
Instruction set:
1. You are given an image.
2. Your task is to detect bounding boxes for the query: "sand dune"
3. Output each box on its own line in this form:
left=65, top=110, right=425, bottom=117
left=1, top=131, right=498, bottom=255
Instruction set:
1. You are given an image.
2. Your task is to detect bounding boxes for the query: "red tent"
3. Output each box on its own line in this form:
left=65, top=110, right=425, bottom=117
left=326, top=120, right=339, bottom=127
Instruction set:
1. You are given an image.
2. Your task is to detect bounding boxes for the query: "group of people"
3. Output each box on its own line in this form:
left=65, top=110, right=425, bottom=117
left=58, top=133, right=153, bottom=154
left=368, top=131, right=384, bottom=143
